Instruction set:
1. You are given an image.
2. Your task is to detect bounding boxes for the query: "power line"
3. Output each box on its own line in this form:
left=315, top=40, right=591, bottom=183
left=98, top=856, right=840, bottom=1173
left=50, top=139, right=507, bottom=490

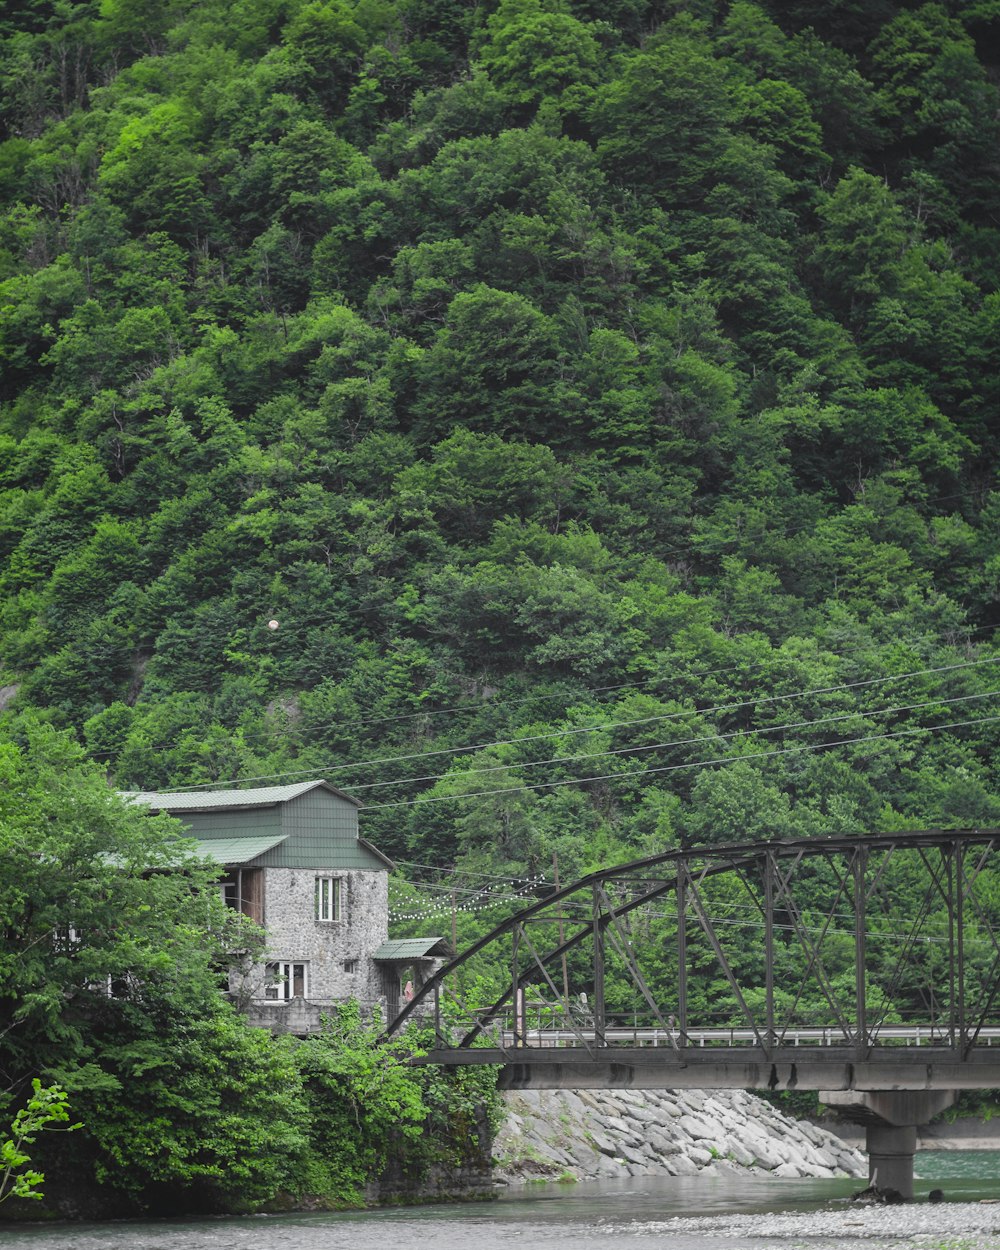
left=90, top=622, right=997, bottom=765
left=288, top=657, right=759, bottom=732
left=392, top=858, right=543, bottom=884
left=386, top=872, right=998, bottom=947
left=360, top=711, right=1000, bottom=811
left=390, top=877, right=536, bottom=899
left=345, top=688, right=1000, bottom=794
left=253, top=620, right=1000, bottom=740
left=156, top=654, right=1000, bottom=792
left=623, top=911, right=976, bottom=950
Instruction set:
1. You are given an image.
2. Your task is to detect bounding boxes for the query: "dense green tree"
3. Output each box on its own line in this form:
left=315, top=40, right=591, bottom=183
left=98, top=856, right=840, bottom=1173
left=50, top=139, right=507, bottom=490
left=475, top=0, right=605, bottom=120
left=591, top=28, right=734, bottom=204
left=0, top=720, right=247, bottom=1083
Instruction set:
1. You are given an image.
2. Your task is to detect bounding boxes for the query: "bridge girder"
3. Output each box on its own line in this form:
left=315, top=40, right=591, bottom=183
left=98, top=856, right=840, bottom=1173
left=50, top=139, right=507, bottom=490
left=419, top=1046, right=1000, bottom=1092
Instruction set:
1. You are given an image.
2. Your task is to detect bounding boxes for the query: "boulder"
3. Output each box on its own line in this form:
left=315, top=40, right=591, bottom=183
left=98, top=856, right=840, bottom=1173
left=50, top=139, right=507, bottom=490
left=619, top=1142, right=650, bottom=1166
left=496, top=1085, right=871, bottom=1186
left=595, top=1154, right=629, bottom=1177
left=587, top=1129, right=619, bottom=1157
left=725, top=1138, right=756, bottom=1167
left=678, top=1114, right=717, bottom=1140
left=646, top=1128, right=682, bottom=1156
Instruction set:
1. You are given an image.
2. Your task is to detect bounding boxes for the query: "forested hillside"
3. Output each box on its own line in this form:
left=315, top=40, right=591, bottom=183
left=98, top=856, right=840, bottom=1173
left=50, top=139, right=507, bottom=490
left=3, top=0, right=1000, bottom=926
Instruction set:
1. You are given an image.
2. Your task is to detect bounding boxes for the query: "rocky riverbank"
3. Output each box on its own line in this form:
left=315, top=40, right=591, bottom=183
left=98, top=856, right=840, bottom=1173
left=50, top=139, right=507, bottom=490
left=493, top=1087, right=868, bottom=1184
left=635, top=1202, right=1000, bottom=1248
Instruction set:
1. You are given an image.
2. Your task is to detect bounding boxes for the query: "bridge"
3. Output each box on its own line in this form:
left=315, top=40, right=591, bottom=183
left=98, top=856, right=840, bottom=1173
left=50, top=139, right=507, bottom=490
left=386, top=828, right=1000, bottom=1197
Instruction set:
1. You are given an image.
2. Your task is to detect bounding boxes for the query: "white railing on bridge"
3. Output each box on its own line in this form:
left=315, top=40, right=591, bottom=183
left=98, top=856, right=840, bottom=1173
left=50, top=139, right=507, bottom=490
left=480, top=1023, right=1000, bottom=1049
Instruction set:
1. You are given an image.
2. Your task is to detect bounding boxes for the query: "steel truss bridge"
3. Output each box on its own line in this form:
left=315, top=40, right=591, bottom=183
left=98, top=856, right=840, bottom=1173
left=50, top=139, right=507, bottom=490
left=387, top=828, right=1000, bottom=1093
left=386, top=828, right=1000, bottom=1196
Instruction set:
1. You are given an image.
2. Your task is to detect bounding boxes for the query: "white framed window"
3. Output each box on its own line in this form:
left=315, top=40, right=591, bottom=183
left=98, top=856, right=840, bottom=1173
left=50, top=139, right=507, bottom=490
left=314, top=876, right=343, bottom=922
left=106, top=972, right=138, bottom=999
left=343, top=959, right=358, bottom=974
left=265, top=961, right=307, bottom=1001
left=53, top=926, right=81, bottom=953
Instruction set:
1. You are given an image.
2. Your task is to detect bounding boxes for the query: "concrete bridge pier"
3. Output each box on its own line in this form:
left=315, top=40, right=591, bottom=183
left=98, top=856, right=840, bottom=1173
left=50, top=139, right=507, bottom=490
left=865, top=1121, right=918, bottom=1199
left=820, top=1089, right=957, bottom=1200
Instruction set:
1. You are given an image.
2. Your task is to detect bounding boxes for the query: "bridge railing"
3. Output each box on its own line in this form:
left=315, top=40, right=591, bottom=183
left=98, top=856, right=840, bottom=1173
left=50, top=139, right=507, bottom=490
left=454, top=1006, right=1000, bottom=1051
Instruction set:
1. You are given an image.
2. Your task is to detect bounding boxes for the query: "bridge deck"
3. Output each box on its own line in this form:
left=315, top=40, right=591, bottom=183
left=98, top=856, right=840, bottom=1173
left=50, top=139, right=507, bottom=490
left=424, top=1040, right=1000, bottom=1091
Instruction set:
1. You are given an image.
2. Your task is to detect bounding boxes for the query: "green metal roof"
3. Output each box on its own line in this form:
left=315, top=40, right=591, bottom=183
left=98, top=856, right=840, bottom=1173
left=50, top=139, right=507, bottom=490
left=123, top=779, right=393, bottom=872
left=373, top=938, right=450, bottom=962
left=193, top=834, right=289, bottom=865
left=122, top=779, right=361, bottom=811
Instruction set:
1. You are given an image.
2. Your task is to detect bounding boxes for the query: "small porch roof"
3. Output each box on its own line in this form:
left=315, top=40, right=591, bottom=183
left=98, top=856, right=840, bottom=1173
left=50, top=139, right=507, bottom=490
left=373, top=937, right=451, bottom=963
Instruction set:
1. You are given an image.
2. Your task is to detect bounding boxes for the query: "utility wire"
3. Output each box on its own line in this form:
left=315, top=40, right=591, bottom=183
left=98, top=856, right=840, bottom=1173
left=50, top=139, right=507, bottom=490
left=345, top=688, right=1000, bottom=794
left=91, top=622, right=996, bottom=762
left=158, top=654, right=1000, bottom=792
left=94, top=484, right=994, bottom=755
left=253, top=620, right=999, bottom=739
left=392, top=859, right=550, bottom=886
left=360, top=711, right=1000, bottom=811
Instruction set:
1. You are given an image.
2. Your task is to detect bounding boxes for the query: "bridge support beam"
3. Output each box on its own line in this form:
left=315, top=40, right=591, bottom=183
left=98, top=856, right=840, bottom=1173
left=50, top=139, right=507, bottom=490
left=820, top=1089, right=958, bottom=1201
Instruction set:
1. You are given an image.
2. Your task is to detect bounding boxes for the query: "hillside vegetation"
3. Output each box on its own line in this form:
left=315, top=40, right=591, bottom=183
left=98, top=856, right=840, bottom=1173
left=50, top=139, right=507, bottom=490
left=3, top=0, right=1000, bottom=1021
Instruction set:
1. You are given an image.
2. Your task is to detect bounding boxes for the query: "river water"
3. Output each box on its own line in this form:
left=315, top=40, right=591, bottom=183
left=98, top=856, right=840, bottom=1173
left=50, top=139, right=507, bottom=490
left=3, top=1152, right=999, bottom=1250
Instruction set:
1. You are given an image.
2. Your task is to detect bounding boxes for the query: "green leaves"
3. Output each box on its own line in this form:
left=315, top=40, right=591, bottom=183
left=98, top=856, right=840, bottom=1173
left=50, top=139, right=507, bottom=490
left=0, top=1081, right=79, bottom=1206
left=476, top=0, right=605, bottom=117
left=591, top=29, right=733, bottom=202
left=813, top=167, right=909, bottom=316
left=86, top=1011, right=308, bottom=1204
left=0, top=720, right=241, bottom=1080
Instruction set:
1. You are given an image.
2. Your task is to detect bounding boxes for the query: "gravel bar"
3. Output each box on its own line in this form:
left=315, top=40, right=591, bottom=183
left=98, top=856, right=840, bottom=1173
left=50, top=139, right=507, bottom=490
left=624, top=1201, right=1000, bottom=1248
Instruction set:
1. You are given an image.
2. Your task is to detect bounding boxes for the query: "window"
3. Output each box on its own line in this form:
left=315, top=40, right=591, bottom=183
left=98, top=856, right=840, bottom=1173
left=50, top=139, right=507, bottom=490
left=52, top=926, right=81, bottom=953
left=343, top=959, right=358, bottom=974
left=219, top=869, right=264, bottom=924
left=314, top=876, right=343, bottom=922
left=265, top=961, right=307, bottom=1001
left=106, top=972, right=138, bottom=999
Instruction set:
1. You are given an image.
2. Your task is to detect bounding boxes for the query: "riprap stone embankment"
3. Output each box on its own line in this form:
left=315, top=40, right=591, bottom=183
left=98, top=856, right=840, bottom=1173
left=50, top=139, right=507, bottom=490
left=493, top=1087, right=867, bottom=1183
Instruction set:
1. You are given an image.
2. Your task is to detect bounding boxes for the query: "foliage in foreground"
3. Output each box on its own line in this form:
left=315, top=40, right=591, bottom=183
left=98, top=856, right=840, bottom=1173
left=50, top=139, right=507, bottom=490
left=0, top=733, right=501, bottom=1216
left=298, top=1003, right=504, bottom=1207
left=0, top=1082, right=79, bottom=1206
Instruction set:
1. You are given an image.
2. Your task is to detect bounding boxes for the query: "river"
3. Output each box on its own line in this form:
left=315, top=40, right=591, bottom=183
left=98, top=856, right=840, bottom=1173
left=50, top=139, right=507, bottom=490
left=2, top=1152, right=999, bottom=1250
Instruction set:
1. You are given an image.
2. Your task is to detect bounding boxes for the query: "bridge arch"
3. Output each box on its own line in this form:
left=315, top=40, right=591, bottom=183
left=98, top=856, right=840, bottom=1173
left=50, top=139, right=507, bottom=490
left=386, top=828, right=1000, bottom=1083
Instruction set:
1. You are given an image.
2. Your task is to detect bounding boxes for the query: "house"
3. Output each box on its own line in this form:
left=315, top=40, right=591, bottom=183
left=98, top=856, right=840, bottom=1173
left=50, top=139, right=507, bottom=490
left=125, top=779, right=446, bottom=1032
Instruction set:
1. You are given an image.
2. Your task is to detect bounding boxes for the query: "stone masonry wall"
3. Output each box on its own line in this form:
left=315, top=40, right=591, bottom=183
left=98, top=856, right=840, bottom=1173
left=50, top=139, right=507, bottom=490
left=240, top=866, right=388, bottom=1007
left=493, top=1087, right=868, bottom=1184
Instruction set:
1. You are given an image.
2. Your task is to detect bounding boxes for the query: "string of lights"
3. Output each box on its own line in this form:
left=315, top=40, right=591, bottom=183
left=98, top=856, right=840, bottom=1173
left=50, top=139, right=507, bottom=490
left=388, top=874, right=548, bottom=921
